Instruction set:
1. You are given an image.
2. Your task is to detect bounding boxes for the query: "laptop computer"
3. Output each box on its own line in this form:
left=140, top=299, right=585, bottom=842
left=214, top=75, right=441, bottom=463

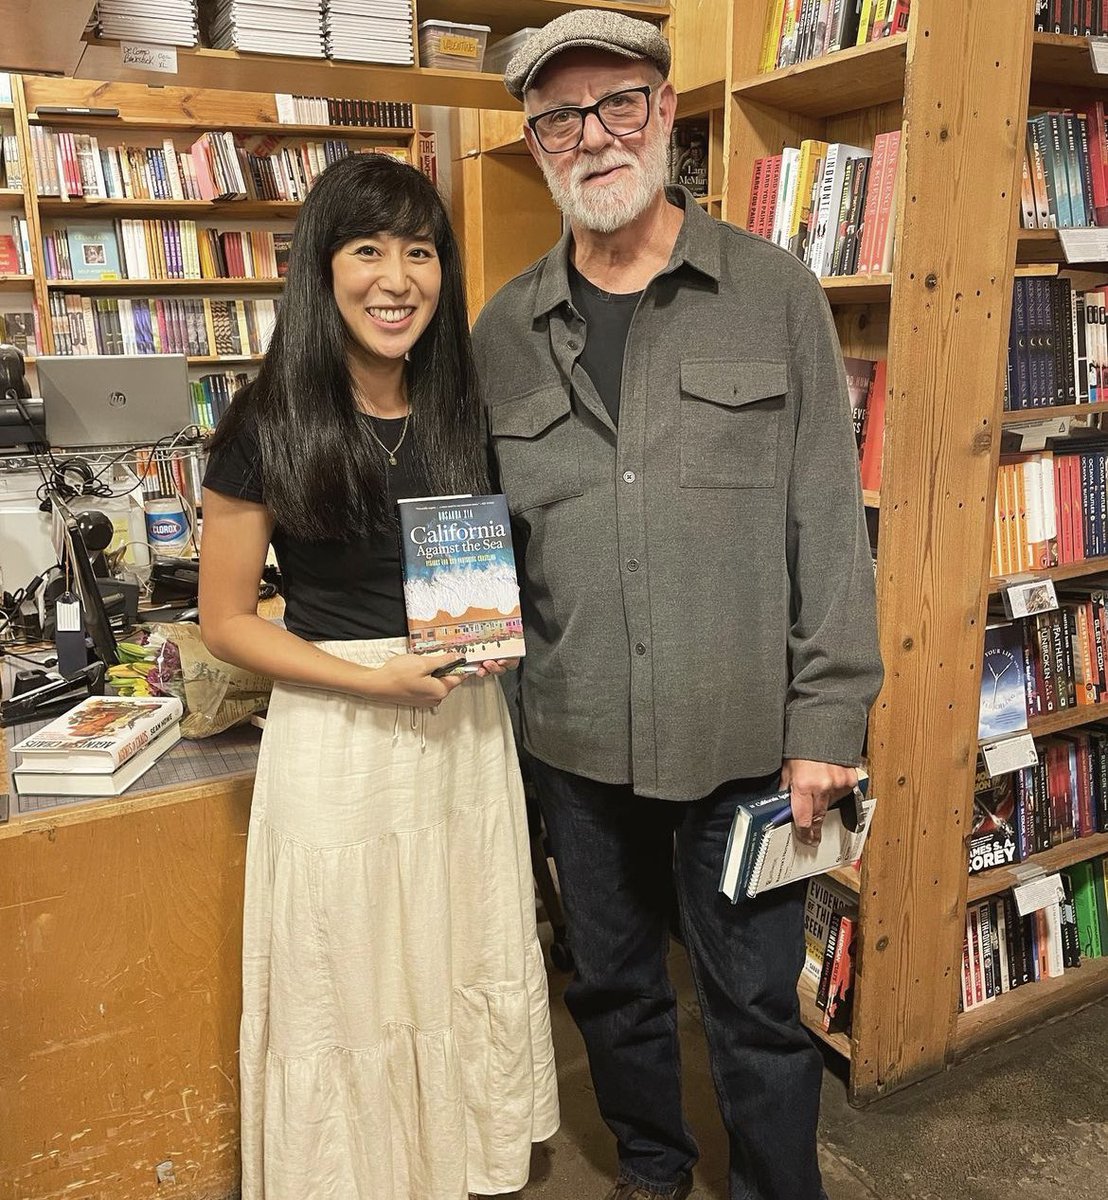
left=38, top=355, right=192, bottom=448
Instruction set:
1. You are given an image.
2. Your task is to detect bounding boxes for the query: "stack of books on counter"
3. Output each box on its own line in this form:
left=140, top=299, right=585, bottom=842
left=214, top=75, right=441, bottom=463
left=12, top=694, right=183, bottom=797
left=96, top=0, right=200, bottom=45
left=207, top=0, right=325, bottom=57
left=322, top=0, right=414, bottom=64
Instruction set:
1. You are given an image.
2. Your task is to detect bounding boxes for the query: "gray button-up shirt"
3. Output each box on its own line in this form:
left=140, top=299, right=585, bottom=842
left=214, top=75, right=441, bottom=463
left=473, top=189, right=883, bottom=801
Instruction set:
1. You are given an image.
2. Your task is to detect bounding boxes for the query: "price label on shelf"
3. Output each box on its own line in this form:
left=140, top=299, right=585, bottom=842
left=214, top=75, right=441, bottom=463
left=1001, top=577, right=1058, bottom=620
left=1012, top=871, right=1065, bottom=918
left=981, top=732, right=1038, bottom=778
left=120, top=43, right=178, bottom=75
left=1089, top=36, right=1108, bottom=74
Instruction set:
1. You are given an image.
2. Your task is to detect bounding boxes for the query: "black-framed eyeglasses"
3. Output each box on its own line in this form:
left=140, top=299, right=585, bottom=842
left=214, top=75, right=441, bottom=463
left=526, top=85, right=656, bottom=154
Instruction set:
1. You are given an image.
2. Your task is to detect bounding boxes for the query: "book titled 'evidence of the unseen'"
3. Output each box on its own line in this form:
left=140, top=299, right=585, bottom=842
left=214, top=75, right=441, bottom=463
left=397, top=494, right=525, bottom=666
left=720, top=771, right=875, bottom=902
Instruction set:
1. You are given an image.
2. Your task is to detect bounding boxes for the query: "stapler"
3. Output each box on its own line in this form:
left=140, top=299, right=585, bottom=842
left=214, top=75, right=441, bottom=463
left=1, top=661, right=107, bottom=727
left=149, top=557, right=200, bottom=606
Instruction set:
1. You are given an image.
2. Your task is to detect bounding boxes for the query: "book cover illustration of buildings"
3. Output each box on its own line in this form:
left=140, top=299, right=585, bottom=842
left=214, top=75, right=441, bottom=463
left=397, top=494, right=525, bottom=663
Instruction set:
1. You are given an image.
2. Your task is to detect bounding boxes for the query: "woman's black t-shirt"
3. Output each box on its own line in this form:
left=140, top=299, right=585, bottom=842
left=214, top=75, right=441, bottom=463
left=202, top=414, right=430, bottom=641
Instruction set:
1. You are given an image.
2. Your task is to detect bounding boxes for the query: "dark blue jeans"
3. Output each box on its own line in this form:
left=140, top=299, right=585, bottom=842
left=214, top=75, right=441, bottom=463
left=529, top=757, right=825, bottom=1200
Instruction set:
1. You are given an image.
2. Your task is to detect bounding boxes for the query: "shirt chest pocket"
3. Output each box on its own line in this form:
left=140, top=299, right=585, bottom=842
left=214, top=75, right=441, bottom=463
left=488, top=385, right=584, bottom=514
left=679, top=359, right=787, bottom=489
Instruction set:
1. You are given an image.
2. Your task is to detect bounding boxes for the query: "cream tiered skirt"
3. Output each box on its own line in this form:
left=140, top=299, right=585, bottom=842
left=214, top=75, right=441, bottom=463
left=239, top=638, right=559, bottom=1199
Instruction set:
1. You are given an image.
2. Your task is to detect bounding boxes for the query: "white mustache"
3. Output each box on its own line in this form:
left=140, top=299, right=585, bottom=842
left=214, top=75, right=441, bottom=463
left=571, top=151, right=637, bottom=186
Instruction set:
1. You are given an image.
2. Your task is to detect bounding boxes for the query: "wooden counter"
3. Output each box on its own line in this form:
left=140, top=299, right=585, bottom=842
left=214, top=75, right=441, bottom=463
left=0, top=733, right=255, bottom=1199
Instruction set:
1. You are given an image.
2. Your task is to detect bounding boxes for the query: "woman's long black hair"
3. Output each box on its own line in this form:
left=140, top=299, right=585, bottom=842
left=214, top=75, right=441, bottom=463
left=208, top=152, right=487, bottom=540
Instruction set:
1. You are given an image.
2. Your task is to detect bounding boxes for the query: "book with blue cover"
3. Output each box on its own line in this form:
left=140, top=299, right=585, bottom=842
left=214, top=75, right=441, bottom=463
left=979, top=621, right=1028, bottom=741
left=720, top=771, right=874, bottom=902
left=397, top=493, right=525, bottom=667
left=65, top=224, right=122, bottom=281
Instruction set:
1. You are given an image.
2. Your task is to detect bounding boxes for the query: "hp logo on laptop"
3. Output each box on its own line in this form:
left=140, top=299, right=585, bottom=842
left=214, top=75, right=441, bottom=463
left=108, top=390, right=127, bottom=409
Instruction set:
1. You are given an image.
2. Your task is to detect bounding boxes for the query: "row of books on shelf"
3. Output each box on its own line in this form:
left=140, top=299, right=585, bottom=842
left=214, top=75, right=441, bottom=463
left=1003, top=276, right=1108, bottom=412
left=980, top=598, right=1108, bottom=739
left=1019, top=107, right=1108, bottom=231
left=971, top=735, right=1108, bottom=877
left=991, top=441, right=1108, bottom=575
left=46, top=293, right=278, bottom=359
left=747, top=132, right=901, bottom=279
left=30, top=126, right=413, bottom=203
left=1, top=132, right=22, bottom=191
left=0, top=218, right=32, bottom=275
left=759, top=0, right=911, bottom=74
left=43, top=222, right=292, bottom=283
left=803, top=877, right=858, bottom=1036
left=960, top=857, right=1108, bottom=1012
left=191, top=369, right=254, bottom=430
left=1034, top=1, right=1108, bottom=35
left=275, top=94, right=413, bottom=129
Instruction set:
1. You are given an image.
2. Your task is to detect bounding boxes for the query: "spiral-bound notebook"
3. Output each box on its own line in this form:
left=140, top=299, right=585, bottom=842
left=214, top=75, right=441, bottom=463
left=719, top=771, right=874, bottom=902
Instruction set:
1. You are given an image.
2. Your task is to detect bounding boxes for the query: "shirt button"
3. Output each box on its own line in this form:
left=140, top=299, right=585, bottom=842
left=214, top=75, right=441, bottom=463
left=626, top=558, right=640, bottom=572
left=567, top=339, right=579, bottom=351
left=622, top=470, right=636, bottom=484
left=634, top=641, right=647, bottom=655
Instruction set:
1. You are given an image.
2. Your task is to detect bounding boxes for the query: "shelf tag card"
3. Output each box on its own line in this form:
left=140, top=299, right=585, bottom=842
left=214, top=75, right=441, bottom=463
left=981, top=732, right=1038, bottom=778
left=1004, top=415, right=1076, bottom=451
left=1089, top=36, right=1108, bottom=74
left=120, top=43, right=178, bottom=74
left=1058, top=227, right=1108, bottom=263
left=1001, top=578, right=1058, bottom=620
left=1013, top=871, right=1065, bottom=918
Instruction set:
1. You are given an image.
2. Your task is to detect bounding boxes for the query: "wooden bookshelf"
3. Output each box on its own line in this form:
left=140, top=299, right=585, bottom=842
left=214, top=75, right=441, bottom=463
left=1001, top=402, right=1108, bottom=424
left=725, top=0, right=1047, bottom=1105
left=676, top=79, right=726, bottom=119
left=188, top=355, right=264, bottom=365
left=829, top=864, right=862, bottom=894
left=29, top=116, right=414, bottom=140
left=955, top=954, right=1108, bottom=1059
left=0, top=274, right=35, bottom=290
left=0, top=188, right=24, bottom=208
left=822, top=274, right=892, bottom=305
left=46, top=277, right=285, bottom=292
left=989, top=555, right=1108, bottom=593
left=966, top=832, right=1108, bottom=903
left=695, top=193, right=723, bottom=207
left=74, top=43, right=521, bottom=113
left=1029, top=31, right=1108, bottom=92
left=1025, top=699, right=1108, bottom=738
left=731, top=35, right=908, bottom=118
left=38, top=199, right=302, bottom=219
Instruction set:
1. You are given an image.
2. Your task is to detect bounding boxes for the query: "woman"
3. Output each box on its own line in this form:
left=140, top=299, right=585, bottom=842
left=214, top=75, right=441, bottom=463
left=199, top=154, right=559, bottom=1199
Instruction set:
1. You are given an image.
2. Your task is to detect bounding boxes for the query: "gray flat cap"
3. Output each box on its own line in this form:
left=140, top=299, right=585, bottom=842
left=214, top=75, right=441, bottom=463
left=503, top=10, right=671, bottom=100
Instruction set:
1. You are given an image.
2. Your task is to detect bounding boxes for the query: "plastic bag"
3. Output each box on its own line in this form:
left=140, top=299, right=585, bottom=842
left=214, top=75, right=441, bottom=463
left=108, top=623, right=271, bottom=738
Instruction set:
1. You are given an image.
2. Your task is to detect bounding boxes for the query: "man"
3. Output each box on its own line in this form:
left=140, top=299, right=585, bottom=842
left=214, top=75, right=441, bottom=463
left=471, top=12, right=883, bottom=1200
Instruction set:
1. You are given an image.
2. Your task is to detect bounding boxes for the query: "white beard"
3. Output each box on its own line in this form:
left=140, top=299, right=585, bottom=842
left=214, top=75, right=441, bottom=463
left=539, top=128, right=670, bottom=234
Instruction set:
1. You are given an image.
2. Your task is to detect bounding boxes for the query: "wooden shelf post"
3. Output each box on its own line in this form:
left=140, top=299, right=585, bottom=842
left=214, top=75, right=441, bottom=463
left=849, top=0, right=1034, bottom=1101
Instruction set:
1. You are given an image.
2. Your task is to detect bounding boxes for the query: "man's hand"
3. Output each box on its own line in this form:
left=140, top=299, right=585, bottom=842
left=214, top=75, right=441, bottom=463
left=781, top=759, right=858, bottom=846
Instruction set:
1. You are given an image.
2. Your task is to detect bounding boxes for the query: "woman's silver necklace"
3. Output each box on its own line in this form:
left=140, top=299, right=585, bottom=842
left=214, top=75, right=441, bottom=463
left=365, top=410, right=410, bottom=466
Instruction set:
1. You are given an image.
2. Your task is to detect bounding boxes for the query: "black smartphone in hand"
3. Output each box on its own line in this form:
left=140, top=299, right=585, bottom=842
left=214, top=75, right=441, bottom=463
left=430, top=656, right=468, bottom=678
